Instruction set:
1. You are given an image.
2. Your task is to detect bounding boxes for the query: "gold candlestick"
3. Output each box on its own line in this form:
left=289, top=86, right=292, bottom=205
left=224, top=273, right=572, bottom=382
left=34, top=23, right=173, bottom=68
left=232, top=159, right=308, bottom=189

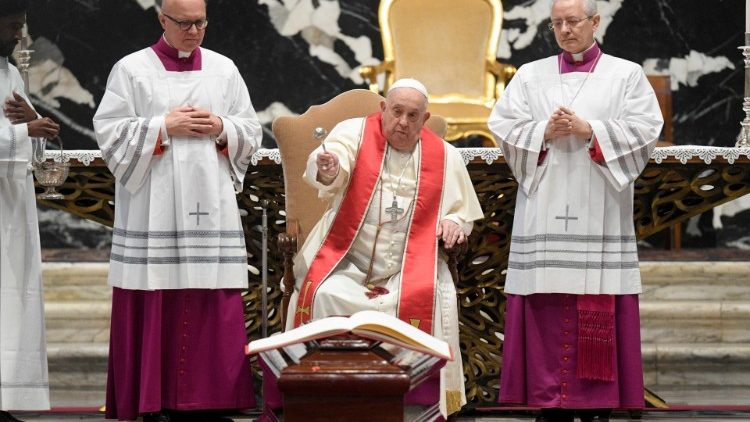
left=13, top=33, right=33, bottom=91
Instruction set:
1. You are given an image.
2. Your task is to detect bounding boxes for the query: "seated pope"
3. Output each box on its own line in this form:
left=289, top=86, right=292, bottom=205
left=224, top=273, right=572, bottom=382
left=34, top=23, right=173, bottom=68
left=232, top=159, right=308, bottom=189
left=265, top=78, right=484, bottom=419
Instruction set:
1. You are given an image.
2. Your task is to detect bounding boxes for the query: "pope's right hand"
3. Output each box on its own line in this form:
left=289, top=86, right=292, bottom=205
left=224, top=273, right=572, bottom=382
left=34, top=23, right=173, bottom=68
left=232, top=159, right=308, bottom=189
left=316, top=151, right=339, bottom=182
left=165, top=106, right=213, bottom=137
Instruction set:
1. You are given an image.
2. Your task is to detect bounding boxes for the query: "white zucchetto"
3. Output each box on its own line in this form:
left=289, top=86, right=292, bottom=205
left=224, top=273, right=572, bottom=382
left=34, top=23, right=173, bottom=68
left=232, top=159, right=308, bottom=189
left=388, top=78, right=429, bottom=99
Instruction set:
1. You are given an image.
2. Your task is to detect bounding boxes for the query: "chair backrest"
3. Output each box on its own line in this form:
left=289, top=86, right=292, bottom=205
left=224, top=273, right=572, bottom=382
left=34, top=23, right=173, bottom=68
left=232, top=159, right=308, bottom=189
left=646, top=74, right=673, bottom=144
left=273, top=89, right=447, bottom=248
left=379, top=0, right=503, bottom=106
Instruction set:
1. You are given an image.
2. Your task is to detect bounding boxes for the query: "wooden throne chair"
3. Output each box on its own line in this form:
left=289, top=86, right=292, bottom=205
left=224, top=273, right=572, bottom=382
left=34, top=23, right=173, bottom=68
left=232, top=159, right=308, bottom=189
left=273, top=89, right=458, bottom=329
left=646, top=74, right=673, bottom=147
left=359, top=0, right=516, bottom=146
left=646, top=74, right=681, bottom=250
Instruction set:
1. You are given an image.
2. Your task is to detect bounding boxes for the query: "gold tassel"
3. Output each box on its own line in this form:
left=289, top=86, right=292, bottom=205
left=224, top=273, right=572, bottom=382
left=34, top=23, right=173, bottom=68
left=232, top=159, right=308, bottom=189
left=445, top=390, right=463, bottom=415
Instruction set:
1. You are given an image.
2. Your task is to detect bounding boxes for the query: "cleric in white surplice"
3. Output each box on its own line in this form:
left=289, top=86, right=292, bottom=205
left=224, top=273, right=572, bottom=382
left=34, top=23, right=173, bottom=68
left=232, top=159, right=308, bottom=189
left=92, top=0, right=261, bottom=420
left=488, top=0, right=663, bottom=420
left=0, top=0, right=59, bottom=418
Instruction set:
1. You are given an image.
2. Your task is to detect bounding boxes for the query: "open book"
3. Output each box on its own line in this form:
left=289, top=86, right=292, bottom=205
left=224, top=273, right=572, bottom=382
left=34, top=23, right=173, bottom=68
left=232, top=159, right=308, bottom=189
left=246, top=310, right=453, bottom=361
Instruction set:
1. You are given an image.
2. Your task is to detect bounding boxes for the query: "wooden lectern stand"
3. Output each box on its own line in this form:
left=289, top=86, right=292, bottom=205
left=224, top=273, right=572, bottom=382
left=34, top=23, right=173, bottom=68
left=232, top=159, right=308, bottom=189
left=277, top=336, right=411, bottom=422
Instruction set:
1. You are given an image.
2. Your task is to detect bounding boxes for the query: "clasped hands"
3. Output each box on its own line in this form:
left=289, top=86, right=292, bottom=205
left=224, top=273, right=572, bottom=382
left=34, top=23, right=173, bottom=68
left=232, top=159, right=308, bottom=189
left=165, top=106, right=223, bottom=138
left=4, top=92, right=60, bottom=138
left=544, top=106, right=592, bottom=141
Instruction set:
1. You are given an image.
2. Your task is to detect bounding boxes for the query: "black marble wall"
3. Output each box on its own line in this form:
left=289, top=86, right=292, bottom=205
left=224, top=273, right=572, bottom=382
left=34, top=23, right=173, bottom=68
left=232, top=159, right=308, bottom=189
left=23, top=0, right=750, bottom=249
left=26, top=0, right=745, bottom=148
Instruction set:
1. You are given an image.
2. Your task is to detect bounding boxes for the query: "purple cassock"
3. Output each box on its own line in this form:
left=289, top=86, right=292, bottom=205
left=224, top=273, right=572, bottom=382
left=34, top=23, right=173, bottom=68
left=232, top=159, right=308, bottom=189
left=499, top=43, right=644, bottom=411
left=105, top=38, right=255, bottom=421
left=500, top=293, right=644, bottom=409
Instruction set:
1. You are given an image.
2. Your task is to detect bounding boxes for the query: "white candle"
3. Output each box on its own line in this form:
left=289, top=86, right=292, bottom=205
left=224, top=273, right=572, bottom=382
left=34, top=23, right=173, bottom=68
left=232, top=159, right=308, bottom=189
left=747, top=0, right=750, bottom=33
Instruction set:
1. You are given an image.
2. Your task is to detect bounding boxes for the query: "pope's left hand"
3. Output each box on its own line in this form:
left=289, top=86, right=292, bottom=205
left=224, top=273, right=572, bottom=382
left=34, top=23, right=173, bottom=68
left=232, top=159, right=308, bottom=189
left=437, top=219, right=465, bottom=249
left=4, top=92, right=37, bottom=124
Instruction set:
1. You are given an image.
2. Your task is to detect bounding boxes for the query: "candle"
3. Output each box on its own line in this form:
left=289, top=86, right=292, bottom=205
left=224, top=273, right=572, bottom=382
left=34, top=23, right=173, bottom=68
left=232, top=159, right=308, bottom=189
left=747, top=0, right=750, bottom=33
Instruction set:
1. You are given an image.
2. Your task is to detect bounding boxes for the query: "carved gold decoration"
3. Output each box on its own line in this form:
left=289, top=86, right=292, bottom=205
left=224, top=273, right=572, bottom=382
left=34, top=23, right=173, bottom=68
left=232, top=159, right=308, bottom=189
left=37, top=149, right=750, bottom=409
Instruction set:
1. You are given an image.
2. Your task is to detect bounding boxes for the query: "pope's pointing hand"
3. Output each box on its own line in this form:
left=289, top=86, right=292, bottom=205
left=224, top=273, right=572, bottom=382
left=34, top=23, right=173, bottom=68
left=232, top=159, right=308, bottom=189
left=316, top=151, right=339, bottom=184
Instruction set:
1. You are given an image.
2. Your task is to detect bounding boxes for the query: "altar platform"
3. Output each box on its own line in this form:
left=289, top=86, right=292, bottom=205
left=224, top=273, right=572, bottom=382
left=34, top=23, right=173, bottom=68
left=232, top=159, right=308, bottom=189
left=13, top=386, right=750, bottom=421
left=35, top=146, right=750, bottom=416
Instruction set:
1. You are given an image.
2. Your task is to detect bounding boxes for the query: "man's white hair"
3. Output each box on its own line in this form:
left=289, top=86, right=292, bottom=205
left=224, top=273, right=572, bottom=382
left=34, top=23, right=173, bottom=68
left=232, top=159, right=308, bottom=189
left=551, top=0, right=598, bottom=16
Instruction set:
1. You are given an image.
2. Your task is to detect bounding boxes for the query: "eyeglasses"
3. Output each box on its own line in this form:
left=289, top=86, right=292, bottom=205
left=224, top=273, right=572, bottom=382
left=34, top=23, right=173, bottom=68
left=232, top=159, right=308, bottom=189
left=548, top=16, right=592, bottom=31
left=162, top=13, right=208, bottom=31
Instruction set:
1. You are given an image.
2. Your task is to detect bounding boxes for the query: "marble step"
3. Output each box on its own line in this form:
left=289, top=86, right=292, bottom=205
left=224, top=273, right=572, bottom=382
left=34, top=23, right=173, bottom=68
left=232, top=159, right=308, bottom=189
left=45, top=301, right=111, bottom=329
left=45, top=342, right=750, bottom=390
left=43, top=262, right=748, bottom=299
left=642, top=343, right=750, bottom=386
left=48, top=341, right=750, bottom=390
left=640, top=262, right=750, bottom=301
left=42, top=262, right=111, bottom=302
left=640, top=300, right=750, bottom=344
left=39, top=261, right=750, bottom=389
left=47, top=343, right=108, bottom=389
left=43, top=262, right=111, bottom=391
left=41, top=261, right=750, bottom=300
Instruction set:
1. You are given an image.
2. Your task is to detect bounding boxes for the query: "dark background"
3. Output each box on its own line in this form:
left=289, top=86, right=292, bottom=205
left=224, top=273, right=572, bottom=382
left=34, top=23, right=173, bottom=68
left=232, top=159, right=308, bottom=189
left=24, top=0, right=750, bottom=250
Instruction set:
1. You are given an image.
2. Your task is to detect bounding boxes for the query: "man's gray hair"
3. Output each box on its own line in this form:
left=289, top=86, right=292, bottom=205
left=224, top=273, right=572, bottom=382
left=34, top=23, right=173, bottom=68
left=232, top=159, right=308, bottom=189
left=551, top=0, right=598, bottom=16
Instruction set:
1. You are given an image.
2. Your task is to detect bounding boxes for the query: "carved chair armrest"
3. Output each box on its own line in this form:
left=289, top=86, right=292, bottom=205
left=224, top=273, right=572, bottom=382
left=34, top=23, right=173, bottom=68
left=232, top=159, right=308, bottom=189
left=359, top=60, right=394, bottom=94
left=486, top=59, right=518, bottom=99
left=278, top=220, right=300, bottom=331
left=441, top=239, right=469, bottom=287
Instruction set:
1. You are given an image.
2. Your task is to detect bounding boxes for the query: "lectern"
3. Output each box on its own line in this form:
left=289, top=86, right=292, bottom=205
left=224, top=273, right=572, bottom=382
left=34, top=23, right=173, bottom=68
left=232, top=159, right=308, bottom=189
left=276, top=336, right=411, bottom=422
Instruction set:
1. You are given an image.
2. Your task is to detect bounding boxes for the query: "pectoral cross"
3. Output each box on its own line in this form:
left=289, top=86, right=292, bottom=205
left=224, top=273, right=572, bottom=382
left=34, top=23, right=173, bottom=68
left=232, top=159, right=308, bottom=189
left=189, top=202, right=209, bottom=226
left=555, top=205, right=578, bottom=232
left=385, top=198, right=404, bottom=223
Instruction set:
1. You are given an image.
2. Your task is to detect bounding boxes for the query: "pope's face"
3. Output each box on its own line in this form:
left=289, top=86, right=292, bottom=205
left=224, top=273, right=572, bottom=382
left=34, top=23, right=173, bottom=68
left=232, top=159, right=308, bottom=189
left=159, top=0, right=206, bottom=53
left=380, top=88, right=430, bottom=152
left=551, top=0, right=599, bottom=54
left=0, top=13, right=24, bottom=58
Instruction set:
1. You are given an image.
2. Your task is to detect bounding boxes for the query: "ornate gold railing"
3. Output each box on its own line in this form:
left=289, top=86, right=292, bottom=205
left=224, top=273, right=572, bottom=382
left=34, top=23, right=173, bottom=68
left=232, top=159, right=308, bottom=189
left=38, top=147, right=750, bottom=407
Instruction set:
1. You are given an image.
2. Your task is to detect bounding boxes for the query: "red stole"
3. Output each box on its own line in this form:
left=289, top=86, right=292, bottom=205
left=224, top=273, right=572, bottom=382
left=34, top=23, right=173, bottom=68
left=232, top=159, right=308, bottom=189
left=293, top=112, right=446, bottom=334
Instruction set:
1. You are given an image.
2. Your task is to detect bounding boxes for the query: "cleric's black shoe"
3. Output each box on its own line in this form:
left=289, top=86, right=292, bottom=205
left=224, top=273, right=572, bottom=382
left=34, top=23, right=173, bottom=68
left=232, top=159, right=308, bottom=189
left=142, top=411, right=171, bottom=422
left=0, top=411, right=24, bottom=422
left=536, top=408, right=574, bottom=422
left=197, top=413, right=234, bottom=422
left=171, top=411, right=234, bottom=422
left=578, top=408, right=612, bottom=422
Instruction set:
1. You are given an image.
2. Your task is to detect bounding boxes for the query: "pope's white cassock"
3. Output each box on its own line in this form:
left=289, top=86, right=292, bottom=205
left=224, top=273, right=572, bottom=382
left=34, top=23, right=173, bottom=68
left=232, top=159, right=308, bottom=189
left=488, top=44, right=663, bottom=408
left=93, top=37, right=260, bottom=419
left=0, top=56, right=50, bottom=410
left=284, top=116, right=483, bottom=417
